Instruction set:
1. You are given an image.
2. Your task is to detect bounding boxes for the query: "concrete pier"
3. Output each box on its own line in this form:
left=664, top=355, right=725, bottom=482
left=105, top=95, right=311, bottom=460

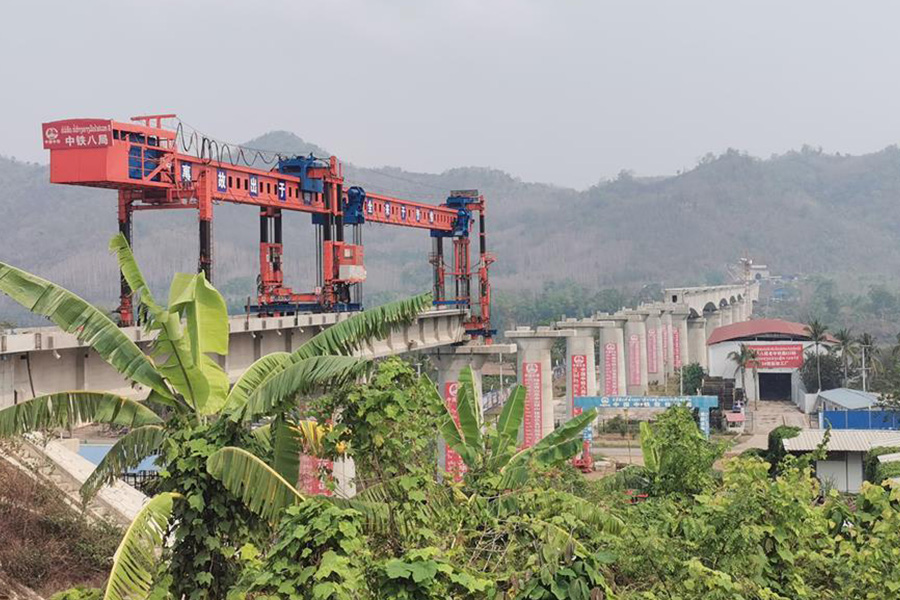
left=506, top=327, right=574, bottom=445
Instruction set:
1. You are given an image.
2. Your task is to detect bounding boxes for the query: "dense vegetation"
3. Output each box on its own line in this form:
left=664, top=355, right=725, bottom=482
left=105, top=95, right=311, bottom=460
left=6, top=244, right=900, bottom=598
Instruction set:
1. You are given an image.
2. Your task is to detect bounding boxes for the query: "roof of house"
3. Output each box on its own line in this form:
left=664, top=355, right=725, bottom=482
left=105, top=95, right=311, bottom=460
left=877, top=452, right=900, bottom=464
left=816, top=388, right=879, bottom=411
left=707, top=318, right=838, bottom=345
left=782, top=429, right=900, bottom=453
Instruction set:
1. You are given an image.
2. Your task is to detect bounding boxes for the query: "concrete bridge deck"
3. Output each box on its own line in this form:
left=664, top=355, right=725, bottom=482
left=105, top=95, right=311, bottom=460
left=0, top=308, right=468, bottom=408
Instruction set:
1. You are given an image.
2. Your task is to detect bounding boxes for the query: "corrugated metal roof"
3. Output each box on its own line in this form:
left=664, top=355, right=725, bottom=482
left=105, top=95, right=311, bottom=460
left=782, top=429, right=900, bottom=453
left=817, top=388, right=879, bottom=410
left=707, top=318, right=838, bottom=345
left=877, top=452, right=900, bottom=463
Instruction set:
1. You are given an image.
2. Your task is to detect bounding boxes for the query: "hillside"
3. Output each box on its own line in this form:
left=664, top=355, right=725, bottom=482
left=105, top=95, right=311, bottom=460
left=3, top=138, right=900, bottom=327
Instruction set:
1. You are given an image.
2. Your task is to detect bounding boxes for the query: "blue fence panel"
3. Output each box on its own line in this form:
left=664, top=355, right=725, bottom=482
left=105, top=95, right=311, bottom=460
left=822, top=409, right=900, bottom=430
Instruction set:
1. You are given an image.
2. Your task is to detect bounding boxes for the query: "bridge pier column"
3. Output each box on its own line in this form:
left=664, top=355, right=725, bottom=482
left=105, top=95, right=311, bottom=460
left=430, top=351, right=488, bottom=478
left=562, top=328, right=597, bottom=420
left=705, top=311, right=722, bottom=341
left=668, top=307, right=690, bottom=374
left=0, top=356, right=14, bottom=410
left=624, top=312, right=649, bottom=395
left=720, top=304, right=734, bottom=327
left=640, top=307, right=664, bottom=386
left=507, top=328, right=574, bottom=445
left=598, top=319, right=627, bottom=396
left=687, top=317, right=708, bottom=373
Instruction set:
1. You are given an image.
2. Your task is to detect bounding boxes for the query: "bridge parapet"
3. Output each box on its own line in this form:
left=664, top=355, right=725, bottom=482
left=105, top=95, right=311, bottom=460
left=0, top=308, right=468, bottom=409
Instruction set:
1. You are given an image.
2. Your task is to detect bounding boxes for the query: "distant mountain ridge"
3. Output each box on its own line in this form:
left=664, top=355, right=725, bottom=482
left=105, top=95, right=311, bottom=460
left=3, top=134, right=900, bottom=324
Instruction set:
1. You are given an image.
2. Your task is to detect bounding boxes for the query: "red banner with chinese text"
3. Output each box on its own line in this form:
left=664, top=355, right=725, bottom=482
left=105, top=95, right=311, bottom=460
left=444, top=381, right=467, bottom=481
left=571, top=354, right=587, bottom=417
left=604, top=343, right=618, bottom=395
left=748, top=344, right=804, bottom=369
left=522, top=362, right=543, bottom=448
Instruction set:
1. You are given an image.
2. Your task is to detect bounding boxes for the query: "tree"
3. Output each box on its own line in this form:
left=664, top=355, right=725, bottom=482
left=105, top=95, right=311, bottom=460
left=727, top=344, right=757, bottom=406
left=679, top=362, right=706, bottom=395
left=804, top=319, right=829, bottom=392
left=0, top=234, right=433, bottom=600
left=799, top=351, right=843, bottom=393
left=833, top=327, right=856, bottom=386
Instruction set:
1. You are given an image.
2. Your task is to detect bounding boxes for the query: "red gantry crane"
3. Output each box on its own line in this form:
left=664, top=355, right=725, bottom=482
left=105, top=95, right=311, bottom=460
left=41, top=115, right=493, bottom=340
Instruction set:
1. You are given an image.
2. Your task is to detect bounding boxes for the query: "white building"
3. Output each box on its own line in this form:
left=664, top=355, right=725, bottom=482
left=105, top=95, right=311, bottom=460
left=783, top=429, right=900, bottom=493
left=707, top=319, right=834, bottom=406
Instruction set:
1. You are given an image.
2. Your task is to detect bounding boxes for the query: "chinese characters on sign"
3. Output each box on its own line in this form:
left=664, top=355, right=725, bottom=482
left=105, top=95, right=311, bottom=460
left=571, top=354, right=588, bottom=417
left=216, top=169, right=227, bottom=193
left=628, top=334, right=641, bottom=386
left=647, top=327, right=659, bottom=373
left=42, top=119, right=112, bottom=150
left=604, top=342, right=618, bottom=395
left=298, top=454, right=332, bottom=496
left=748, top=344, right=804, bottom=369
left=662, top=324, right=670, bottom=364
left=522, top=362, right=542, bottom=448
left=672, top=327, right=682, bottom=368
left=443, top=382, right=466, bottom=481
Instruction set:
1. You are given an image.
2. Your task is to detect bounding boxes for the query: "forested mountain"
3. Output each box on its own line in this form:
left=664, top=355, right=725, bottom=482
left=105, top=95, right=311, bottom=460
left=3, top=135, right=900, bottom=328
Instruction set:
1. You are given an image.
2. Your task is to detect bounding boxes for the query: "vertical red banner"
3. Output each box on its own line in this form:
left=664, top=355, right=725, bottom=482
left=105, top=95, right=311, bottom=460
left=522, top=362, right=543, bottom=448
left=444, top=381, right=467, bottom=481
left=628, top=334, right=641, bottom=386
left=673, top=327, right=682, bottom=368
left=647, top=327, right=658, bottom=374
left=571, top=354, right=587, bottom=417
left=662, top=325, right=670, bottom=364
left=298, top=455, right=333, bottom=496
left=604, top=342, right=618, bottom=395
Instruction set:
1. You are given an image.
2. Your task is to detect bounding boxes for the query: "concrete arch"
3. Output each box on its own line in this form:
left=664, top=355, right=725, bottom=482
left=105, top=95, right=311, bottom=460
left=702, top=301, right=718, bottom=314
left=729, top=295, right=737, bottom=305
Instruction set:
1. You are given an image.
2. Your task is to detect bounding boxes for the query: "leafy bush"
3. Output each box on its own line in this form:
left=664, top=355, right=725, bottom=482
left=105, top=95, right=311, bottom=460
left=49, top=587, right=103, bottom=600
left=766, top=425, right=801, bottom=471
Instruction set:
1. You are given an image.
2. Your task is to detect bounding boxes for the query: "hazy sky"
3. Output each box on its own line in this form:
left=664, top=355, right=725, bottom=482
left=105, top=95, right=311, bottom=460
left=3, top=0, right=900, bottom=189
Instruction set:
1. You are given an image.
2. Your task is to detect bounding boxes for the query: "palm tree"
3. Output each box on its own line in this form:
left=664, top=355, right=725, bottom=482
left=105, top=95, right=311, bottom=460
left=804, top=319, right=829, bottom=392
left=0, top=233, right=433, bottom=600
left=727, top=343, right=758, bottom=407
left=833, top=328, right=856, bottom=387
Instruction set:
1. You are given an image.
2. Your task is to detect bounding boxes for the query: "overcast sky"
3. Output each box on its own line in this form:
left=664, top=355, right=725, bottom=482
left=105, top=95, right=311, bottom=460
left=3, top=0, right=900, bottom=189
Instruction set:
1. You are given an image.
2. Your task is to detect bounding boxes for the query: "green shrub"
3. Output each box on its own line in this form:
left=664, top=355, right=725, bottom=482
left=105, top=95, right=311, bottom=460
left=873, top=460, right=900, bottom=485
left=49, top=587, right=102, bottom=600
left=766, top=425, right=801, bottom=472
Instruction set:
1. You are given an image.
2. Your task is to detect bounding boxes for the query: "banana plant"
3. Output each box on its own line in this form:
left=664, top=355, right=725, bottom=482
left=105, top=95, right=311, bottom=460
left=0, top=233, right=433, bottom=600
left=435, top=366, right=598, bottom=488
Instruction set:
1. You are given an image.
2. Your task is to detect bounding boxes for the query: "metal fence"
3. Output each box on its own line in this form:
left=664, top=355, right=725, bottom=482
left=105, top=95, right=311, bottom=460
left=821, top=410, right=900, bottom=430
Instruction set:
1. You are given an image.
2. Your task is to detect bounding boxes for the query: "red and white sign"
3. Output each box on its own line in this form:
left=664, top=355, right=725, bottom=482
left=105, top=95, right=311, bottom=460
left=522, top=362, right=543, bottom=448
left=673, top=327, right=682, bottom=368
left=662, top=325, right=669, bottom=364
left=444, top=381, right=467, bottom=481
left=647, top=327, right=659, bottom=373
left=571, top=354, right=588, bottom=417
left=628, top=334, right=641, bottom=386
left=298, top=455, right=332, bottom=496
left=748, top=344, right=804, bottom=369
left=604, top=342, right=618, bottom=395
left=42, top=119, right=113, bottom=150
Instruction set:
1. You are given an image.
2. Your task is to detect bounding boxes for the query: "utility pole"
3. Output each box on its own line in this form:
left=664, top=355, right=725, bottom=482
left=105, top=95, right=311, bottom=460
left=862, top=345, right=868, bottom=392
